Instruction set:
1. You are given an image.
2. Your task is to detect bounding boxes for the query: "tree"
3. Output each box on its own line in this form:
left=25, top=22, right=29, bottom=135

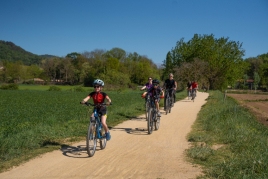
left=167, top=34, right=247, bottom=90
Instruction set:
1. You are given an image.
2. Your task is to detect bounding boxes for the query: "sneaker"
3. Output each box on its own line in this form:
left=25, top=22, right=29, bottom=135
left=157, top=112, right=161, bottom=117
left=106, top=132, right=111, bottom=141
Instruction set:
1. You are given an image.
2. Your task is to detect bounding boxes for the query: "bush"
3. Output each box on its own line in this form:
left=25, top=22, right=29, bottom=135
left=48, top=86, right=61, bottom=91
left=0, top=83, right=19, bottom=90
left=73, top=86, right=85, bottom=92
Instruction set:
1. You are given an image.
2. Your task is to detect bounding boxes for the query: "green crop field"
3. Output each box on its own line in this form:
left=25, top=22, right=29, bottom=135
left=0, top=89, right=146, bottom=171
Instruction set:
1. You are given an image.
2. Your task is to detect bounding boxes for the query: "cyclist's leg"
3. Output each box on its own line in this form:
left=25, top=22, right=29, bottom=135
left=100, top=108, right=111, bottom=140
left=155, top=98, right=161, bottom=117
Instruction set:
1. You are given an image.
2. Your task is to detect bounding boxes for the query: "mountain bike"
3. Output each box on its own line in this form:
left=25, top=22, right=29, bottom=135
left=191, top=89, right=197, bottom=102
left=147, top=95, right=160, bottom=134
left=164, top=89, right=174, bottom=114
left=187, top=88, right=192, bottom=100
left=81, top=102, right=110, bottom=157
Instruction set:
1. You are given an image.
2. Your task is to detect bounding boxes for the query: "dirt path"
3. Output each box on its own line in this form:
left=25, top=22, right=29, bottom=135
left=1, top=92, right=209, bottom=179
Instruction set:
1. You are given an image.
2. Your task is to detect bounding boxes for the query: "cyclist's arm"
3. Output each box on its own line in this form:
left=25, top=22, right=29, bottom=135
left=81, top=96, right=91, bottom=103
left=105, top=95, right=112, bottom=104
left=140, top=85, right=146, bottom=90
left=174, top=81, right=177, bottom=90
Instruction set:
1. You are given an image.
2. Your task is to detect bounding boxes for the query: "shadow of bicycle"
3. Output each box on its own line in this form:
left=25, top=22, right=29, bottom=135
left=112, top=127, right=149, bottom=135
left=60, top=144, right=90, bottom=158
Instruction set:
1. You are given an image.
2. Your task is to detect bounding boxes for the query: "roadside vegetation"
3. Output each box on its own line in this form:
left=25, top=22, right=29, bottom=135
left=187, top=90, right=268, bottom=178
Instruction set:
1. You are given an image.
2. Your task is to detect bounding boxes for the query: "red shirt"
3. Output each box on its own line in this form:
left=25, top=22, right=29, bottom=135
left=89, top=92, right=107, bottom=104
left=191, top=82, right=198, bottom=89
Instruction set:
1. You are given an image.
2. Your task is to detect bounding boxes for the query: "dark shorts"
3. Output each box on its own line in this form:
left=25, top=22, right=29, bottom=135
left=95, top=107, right=107, bottom=116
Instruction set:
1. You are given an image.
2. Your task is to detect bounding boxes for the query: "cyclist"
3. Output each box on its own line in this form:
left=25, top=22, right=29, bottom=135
left=147, top=79, right=164, bottom=117
left=163, top=73, right=177, bottom=110
left=140, top=77, right=153, bottom=98
left=81, top=79, right=112, bottom=141
left=191, top=80, right=198, bottom=100
left=187, top=81, right=192, bottom=98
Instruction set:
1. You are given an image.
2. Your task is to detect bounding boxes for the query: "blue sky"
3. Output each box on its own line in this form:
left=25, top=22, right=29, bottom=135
left=1, top=0, right=267, bottom=65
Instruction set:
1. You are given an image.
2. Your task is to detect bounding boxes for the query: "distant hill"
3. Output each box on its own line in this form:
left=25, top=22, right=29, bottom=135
left=0, top=40, right=58, bottom=65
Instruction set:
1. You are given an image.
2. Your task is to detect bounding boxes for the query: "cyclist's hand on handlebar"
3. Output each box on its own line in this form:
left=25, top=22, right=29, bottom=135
left=106, top=102, right=112, bottom=106
left=80, top=101, right=85, bottom=104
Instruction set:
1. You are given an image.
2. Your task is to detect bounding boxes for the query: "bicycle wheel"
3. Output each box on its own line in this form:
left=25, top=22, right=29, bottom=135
left=169, top=99, right=172, bottom=113
left=99, top=127, right=107, bottom=149
left=147, top=108, right=153, bottom=134
left=154, top=115, right=160, bottom=130
left=192, top=90, right=196, bottom=102
left=86, top=123, right=97, bottom=157
left=145, top=100, right=150, bottom=120
left=165, top=96, right=169, bottom=115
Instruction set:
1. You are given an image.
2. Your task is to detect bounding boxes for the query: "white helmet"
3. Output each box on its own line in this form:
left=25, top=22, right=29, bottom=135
left=93, top=79, right=104, bottom=86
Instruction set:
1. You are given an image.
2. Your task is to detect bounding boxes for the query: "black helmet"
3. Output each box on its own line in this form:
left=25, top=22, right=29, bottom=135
left=152, top=79, right=160, bottom=84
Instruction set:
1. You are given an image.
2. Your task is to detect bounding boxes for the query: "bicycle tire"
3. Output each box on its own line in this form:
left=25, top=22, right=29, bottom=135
left=165, top=96, right=169, bottom=115
left=154, top=116, right=160, bottom=130
left=145, top=100, right=150, bottom=120
left=147, top=108, right=153, bottom=134
left=99, top=128, right=107, bottom=149
left=86, top=123, right=97, bottom=157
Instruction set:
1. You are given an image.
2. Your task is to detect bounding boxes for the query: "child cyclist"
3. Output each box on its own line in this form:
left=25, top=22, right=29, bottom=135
left=147, top=79, right=164, bottom=117
left=81, top=79, right=112, bottom=141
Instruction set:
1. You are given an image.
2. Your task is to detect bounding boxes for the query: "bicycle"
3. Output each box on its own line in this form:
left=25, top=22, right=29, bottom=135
left=81, top=102, right=111, bottom=157
left=147, top=95, right=161, bottom=134
left=164, top=89, right=174, bottom=114
left=187, top=88, right=192, bottom=100
left=191, top=89, right=197, bottom=102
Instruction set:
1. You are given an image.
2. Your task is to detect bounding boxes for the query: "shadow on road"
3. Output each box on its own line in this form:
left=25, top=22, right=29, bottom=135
left=112, top=127, right=148, bottom=135
left=60, top=144, right=91, bottom=158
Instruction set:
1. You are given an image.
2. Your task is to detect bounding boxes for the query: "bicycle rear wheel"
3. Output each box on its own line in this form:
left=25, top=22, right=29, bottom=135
left=86, top=123, right=97, bottom=157
left=147, top=108, right=153, bottom=134
left=99, top=128, right=107, bottom=149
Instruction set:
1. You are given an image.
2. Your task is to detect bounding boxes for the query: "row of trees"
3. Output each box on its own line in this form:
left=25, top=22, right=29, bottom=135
left=1, top=35, right=267, bottom=90
left=0, top=48, right=161, bottom=89
left=162, top=34, right=268, bottom=90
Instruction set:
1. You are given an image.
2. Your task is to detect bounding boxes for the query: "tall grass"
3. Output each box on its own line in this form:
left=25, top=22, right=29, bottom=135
left=187, top=91, right=268, bottom=178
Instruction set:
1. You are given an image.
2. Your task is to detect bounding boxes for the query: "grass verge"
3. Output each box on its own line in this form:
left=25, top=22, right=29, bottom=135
left=186, top=90, right=268, bottom=178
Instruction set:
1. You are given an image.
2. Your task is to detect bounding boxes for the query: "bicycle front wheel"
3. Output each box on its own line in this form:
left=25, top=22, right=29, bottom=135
left=154, top=116, right=160, bottom=130
left=86, top=123, right=97, bottom=157
left=165, top=97, right=169, bottom=115
left=145, top=100, right=150, bottom=120
left=100, top=127, right=107, bottom=149
left=147, top=108, right=153, bottom=134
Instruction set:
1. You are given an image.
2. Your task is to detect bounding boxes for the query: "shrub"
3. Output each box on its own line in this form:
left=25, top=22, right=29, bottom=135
left=0, top=83, right=19, bottom=90
left=48, top=86, right=61, bottom=91
left=73, top=86, right=85, bottom=92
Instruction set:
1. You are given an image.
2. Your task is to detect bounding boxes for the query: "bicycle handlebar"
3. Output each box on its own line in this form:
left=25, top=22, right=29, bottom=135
left=80, top=102, right=112, bottom=107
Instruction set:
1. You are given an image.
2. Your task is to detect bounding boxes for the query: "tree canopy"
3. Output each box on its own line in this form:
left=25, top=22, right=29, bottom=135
left=163, top=34, right=248, bottom=90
